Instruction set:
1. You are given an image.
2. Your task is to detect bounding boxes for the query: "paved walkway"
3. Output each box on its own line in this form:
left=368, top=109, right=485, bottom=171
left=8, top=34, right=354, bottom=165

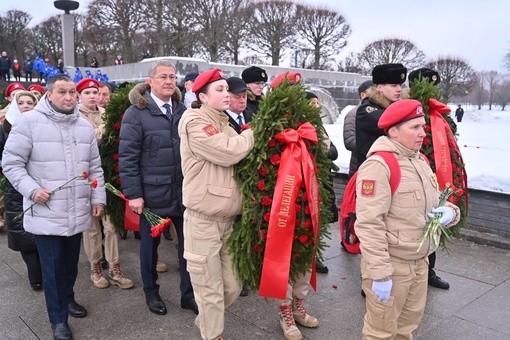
left=1, top=223, right=509, bottom=340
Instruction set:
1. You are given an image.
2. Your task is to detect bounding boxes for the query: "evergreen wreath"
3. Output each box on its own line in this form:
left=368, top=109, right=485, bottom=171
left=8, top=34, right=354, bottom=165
left=409, top=78, right=468, bottom=244
left=99, top=84, right=135, bottom=232
left=229, top=80, right=333, bottom=291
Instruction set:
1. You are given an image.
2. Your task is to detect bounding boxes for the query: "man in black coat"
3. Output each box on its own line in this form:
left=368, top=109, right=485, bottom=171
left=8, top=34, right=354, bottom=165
left=455, top=104, right=464, bottom=122
left=0, top=51, right=12, bottom=82
left=119, top=59, right=197, bottom=316
left=355, top=63, right=407, bottom=169
left=225, top=77, right=252, bottom=134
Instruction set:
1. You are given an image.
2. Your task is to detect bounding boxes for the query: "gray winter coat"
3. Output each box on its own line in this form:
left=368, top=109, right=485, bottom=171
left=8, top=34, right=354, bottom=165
left=343, top=105, right=358, bottom=177
left=2, top=97, right=106, bottom=236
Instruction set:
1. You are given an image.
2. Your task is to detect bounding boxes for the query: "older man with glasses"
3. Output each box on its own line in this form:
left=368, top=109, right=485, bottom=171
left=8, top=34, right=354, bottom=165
left=241, top=66, right=268, bottom=116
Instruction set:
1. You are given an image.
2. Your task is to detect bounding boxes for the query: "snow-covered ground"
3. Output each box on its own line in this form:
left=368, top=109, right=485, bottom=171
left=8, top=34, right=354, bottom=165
left=324, top=105, right=510, bottom=195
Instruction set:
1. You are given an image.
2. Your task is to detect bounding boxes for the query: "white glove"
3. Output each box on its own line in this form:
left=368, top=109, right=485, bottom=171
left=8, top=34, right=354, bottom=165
left=371, top=279, right=393, bottom=303
left=428, top=206, right=455, bottom=225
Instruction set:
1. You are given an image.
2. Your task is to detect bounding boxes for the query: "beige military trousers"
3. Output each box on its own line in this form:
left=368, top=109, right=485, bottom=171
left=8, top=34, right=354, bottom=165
left=184, top=210, right=242, bottom=340
left=275, top=271, right=312, bottom=306
left=83, top=215, right=119, bottom=266
left=361, top=256, right=428, bottom=340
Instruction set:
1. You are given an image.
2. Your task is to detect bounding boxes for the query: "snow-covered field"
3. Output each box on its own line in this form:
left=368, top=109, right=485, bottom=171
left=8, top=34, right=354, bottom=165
left=324, top=105, right=510, bottom=195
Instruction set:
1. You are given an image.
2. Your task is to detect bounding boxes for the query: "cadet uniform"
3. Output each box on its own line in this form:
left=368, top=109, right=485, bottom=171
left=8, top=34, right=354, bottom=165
left=178, top=69, right=254, bottom=340
left=355, top=100, right=460, bottom=340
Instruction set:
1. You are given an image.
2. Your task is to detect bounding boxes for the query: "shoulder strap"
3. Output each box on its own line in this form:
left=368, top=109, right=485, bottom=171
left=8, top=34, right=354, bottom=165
left=373, top=151, right=400, bottom=195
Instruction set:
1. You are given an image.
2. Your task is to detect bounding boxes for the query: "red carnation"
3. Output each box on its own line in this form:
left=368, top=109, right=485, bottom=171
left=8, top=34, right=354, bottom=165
left=304, top=206, right=311, bottom=215
left=258, top=229, right=267, bottom=239
left=115, top=178, right=121, bottom=184
left=270, top=154, right=281, bottom=166
left=295, top=204, right=301, bottom=213
left=295, top=219, right=301, bottom=227
left=424, top=125, right=431, bottom=132
left=82, top=171, right=89, bottom=179
left=261, top=196, right=272, bottom=206
left=256, top=180, right=265, bottom=191
left=113, top=123, right=121, bottom=130
left=113, top=154, right=119, bottom=160
left=268, top=139, right=276, bottom=147
left=114, top=166, right=120, bottom=173
left=259, top=166, right=269, bottom=176
left=298, top=235, right=308, bottom=244
left=252, top=244, right=262, bottom=252
left=114, top=139, right=120, bottom=145
left=120, top=113, right=124, bottom=119
left=423, top=137, right=430, bottom=146
left=263, top=212, right=271, bottom=222
left=90, top=179, right=98, bottom=189
left=302, top=220, right=312, bottom=229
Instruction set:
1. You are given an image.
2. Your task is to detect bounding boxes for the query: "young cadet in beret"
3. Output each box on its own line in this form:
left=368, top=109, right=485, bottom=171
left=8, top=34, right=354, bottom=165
left=241, top=65, right=268, bottom=116
left=27, top=84, right=46, bottom=100
left=355, top=99, right=460, bottom=340
left=77, top=78, right=135, bottom=291
left=178, top=68, right=254, bottom=340
left=0, top=83, right=26, bottom=123
left=183, top=71, right=199, bottom=109
left=355, top=63, right=407, bottom=169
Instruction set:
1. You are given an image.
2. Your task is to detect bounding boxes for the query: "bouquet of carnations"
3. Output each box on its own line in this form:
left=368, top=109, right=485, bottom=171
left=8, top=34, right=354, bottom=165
left=104, top=183, right=171, bottom=238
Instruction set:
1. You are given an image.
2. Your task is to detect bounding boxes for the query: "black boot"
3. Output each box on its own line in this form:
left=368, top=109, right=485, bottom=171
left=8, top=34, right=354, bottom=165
left=428, top=270, right=450, bottom=289
left=51, top=322, right=73, bottom=340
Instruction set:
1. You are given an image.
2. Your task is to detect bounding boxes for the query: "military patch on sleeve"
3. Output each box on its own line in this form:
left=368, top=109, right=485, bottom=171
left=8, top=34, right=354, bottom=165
left=361, top=180, right=376, bottom=196
left=366, top=106, right=377, bottom=113
left=203, top=125, right=219, bottom=136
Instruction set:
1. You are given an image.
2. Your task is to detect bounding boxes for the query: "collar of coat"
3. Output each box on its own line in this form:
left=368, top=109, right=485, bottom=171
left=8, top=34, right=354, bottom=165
left=128, top=82, right=182, bottom=110
left=365, top=87, right=392, bottom=109
left=247, top=89, right=264, bottom=102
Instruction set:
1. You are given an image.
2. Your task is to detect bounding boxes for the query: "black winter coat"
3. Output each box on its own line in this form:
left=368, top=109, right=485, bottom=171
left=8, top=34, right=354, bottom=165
left=119, top=83, right=185, bottom=217
left=5, top=180, right=37, bottom=252
left=245, top=89, right=263, bottom=117
left=355, top=88, right=391, bottom=169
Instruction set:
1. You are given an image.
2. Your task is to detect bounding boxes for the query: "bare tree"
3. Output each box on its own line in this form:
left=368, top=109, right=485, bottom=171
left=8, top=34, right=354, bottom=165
left=338, top=51, right=363, bottom=74
left=0, top=10, right=33, bottom=60
left=495, top=79, right=510, bottom=110
left=27, top=16, right=62, bottom=64
left=358, top=38, right=426, bottom=73
left=190, top=0, right=242, bottom=62
left=82, top=15, right=118, bottom=66
left=223, top=2, right=252, bottom=64
left=472, top=72, right=486, bottom=110
left=484, top=70, right=500, bottom=110
left=87, top=0, right=148, bottom=63
left=250, top=0, right=297, bottom=66
left=504, top=45, right=510, bottom=72
left=295, top=5, right=350, bottom=70
left=426, top=56, right=476, bottom=102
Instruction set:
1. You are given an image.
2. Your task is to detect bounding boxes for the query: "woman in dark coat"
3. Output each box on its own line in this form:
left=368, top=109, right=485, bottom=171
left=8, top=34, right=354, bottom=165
left=1, top=91, right=42, bottom=291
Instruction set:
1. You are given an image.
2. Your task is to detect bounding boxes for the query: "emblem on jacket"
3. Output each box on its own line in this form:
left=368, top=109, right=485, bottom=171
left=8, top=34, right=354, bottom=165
left=366, top=106, right=377, bottom=113
left=203, top=124, right=219, bottom=136
left=361, top=180, right=376, bottom=196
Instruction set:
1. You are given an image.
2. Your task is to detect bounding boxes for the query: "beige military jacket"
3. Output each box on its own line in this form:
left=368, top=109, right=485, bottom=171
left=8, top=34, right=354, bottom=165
left=79, top=104, right=105, bottom=145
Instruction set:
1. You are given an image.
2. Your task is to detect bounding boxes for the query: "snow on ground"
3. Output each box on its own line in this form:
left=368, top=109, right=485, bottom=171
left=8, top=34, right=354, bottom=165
left=324, top=105, right=510, bottom=195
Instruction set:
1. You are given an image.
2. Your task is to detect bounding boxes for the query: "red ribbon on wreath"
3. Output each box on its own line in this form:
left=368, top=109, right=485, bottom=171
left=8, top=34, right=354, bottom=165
left=259, top=122, right=321, bottom=299
left=428, top=99, right=468, bottom=210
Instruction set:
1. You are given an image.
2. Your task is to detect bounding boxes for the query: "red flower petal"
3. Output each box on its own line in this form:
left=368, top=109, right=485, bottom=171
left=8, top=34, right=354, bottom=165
left=90, top=179, right=98, bottom=189
left=82, top=171, right=89, bottom=179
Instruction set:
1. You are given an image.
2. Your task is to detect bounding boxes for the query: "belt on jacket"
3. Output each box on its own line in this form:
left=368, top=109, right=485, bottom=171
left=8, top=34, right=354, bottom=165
left=390, top=257, right=426, bottom=265
left=186, top=209, right=235, bottom=223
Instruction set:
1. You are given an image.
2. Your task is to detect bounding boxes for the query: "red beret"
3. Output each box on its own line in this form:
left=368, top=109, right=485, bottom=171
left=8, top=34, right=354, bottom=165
left=378, top=99, right=425, bottom=130
left=27, top=84, right=46, bottom=94
left=76, top=78, right=100, bottom=93
left=192, top=68, right=225, bottom=93
left=5, top=83, right=26, bottom=97
left=270, top=72, right=302, bottom=89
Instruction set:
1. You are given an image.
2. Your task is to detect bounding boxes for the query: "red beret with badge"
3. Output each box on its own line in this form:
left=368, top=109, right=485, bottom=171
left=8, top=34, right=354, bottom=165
left=76, top=78, right=100, bottom=93
left=378, top=99, right=424, bottom=131
left=270, top=72, right=302, bottom=89
left=192, top=68, right=225, bottom=93
left=5, top=83, right=26, bottom=98
left=27, top=84, right=46, bottom=94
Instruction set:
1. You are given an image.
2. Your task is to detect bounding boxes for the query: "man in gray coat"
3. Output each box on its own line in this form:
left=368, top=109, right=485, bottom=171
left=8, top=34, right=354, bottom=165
left=2, top=75, right=106, bottom=340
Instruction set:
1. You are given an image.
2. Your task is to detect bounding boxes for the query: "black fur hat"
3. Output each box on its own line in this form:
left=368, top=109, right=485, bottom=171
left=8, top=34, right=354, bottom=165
left=372, top=63, right=407, bottom=85
left=408, top=68, right=441, bottom=86
left=241, top=66, right=268, bottom=84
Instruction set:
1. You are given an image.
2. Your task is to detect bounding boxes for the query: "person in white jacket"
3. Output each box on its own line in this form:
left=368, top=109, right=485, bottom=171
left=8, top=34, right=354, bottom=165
left=2, top=75, right=106, bottom=340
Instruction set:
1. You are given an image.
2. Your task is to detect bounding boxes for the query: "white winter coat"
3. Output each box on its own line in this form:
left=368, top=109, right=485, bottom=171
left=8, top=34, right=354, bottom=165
left=2, top=96, right=106, bottom=236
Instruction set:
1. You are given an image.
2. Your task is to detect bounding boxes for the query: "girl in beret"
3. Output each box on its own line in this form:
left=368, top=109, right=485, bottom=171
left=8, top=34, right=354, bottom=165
left=178, top=68, right=255, bottom=340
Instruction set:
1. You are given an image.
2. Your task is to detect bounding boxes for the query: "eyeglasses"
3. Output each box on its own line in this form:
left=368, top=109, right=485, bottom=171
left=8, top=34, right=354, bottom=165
left=253, top=81, right=266, bottom=87
left=153, top=75, right=177, bottom=82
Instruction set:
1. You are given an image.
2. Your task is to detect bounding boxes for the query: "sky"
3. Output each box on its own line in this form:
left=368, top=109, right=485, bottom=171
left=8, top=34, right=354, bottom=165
left=325, top=105, right=510, bottom=195
left=1, top=0, right=509, bottom=73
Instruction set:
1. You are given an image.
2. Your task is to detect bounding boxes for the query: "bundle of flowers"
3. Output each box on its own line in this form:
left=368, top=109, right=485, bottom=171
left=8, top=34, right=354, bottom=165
left=14, top=171, right=97, bottom=221
left=408, top=78, right=468, bottom=244
left=229, top=80, right=333, bottom=299
left=104, top=183, right=171, bottom=237
left=99, top=84, right=134, bottom=232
